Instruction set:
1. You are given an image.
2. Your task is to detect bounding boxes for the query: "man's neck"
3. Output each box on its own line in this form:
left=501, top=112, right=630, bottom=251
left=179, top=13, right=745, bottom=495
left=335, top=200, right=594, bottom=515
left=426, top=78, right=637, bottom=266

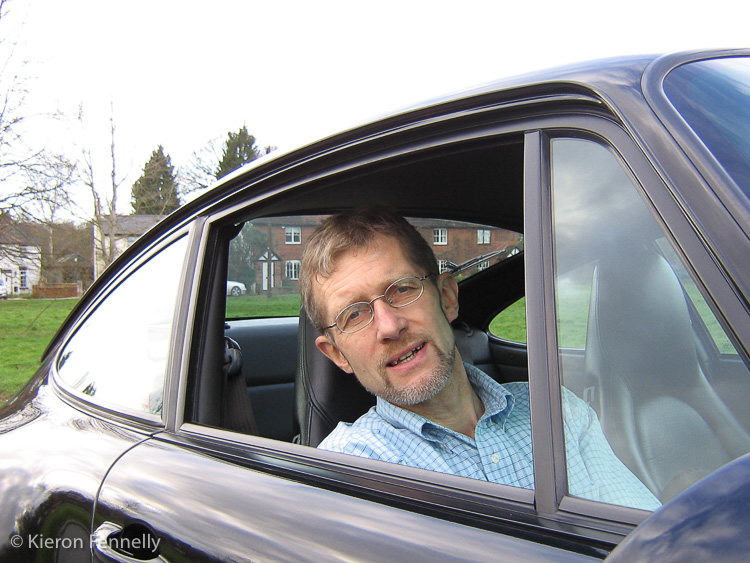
left=401, top=362, right=485, bottom=439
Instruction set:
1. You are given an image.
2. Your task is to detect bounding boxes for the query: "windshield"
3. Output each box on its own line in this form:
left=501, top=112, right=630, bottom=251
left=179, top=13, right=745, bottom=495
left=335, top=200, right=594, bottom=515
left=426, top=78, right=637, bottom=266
left=663, top=57, right=750, bottom=200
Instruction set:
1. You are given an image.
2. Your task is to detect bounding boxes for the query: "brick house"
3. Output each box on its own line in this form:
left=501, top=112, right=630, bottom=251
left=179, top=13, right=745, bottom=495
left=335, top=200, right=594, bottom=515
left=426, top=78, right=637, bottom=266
left=251, top=216, right=522, bottom=293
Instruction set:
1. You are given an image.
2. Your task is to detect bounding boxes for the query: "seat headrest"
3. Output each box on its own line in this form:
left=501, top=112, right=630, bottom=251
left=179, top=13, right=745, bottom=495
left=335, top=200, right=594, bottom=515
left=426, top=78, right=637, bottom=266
left=295, top=309, right=375, bottom=447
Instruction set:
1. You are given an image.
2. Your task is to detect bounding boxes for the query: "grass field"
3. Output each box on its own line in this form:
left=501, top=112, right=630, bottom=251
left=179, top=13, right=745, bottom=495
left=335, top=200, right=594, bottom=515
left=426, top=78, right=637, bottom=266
left=226, top=292, right=302, bottom=319
left=0, top=298, right=79, bottom=405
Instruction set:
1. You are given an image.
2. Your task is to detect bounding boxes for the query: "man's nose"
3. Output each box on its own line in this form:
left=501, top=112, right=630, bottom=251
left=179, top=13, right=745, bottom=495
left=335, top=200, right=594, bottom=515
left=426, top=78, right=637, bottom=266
left=372, top=298, right=406, bottom=340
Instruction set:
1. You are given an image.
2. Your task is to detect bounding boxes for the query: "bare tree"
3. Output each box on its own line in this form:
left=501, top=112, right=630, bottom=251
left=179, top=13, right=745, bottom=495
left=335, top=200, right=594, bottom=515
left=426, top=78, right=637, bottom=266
left=82, top=107, right=126, bottom=278
left=0, top=0, right=43, bottom=215
left=179, top=136, right=224, bottom=197
left=17, top=152, right=77, bottom=282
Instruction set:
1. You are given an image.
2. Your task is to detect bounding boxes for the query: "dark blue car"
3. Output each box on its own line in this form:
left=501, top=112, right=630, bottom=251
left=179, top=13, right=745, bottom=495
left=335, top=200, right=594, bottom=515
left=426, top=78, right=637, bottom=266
left=2, top=49, right=750, bottom=561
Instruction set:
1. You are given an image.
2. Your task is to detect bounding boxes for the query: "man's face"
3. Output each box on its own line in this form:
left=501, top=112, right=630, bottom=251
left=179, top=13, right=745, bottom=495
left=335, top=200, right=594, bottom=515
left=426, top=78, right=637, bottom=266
left=314, top=234, right=461, bottom=407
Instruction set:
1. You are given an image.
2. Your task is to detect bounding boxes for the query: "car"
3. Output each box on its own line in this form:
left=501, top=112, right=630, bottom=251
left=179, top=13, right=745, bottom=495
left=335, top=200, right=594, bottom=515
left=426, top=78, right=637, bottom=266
left=226, top=280, right=247, bottom=296
left=2, top=49, right=750, bottom=562
left=0, top=278, right=7, bottom=299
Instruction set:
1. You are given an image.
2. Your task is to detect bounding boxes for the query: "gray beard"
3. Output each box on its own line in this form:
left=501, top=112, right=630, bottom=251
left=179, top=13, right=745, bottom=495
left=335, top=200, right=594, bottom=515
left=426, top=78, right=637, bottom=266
left=378, top=342, right=456, bottom=406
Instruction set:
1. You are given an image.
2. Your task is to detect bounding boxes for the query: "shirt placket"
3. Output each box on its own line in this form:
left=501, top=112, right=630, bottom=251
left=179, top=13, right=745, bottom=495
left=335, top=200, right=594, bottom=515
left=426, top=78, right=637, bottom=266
left=474, top=415, right=534, bottom=489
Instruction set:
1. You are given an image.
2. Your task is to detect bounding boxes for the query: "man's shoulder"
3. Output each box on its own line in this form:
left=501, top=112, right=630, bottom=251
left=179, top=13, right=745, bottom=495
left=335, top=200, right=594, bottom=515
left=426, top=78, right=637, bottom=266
left=317, top=407, right=395, bottom=455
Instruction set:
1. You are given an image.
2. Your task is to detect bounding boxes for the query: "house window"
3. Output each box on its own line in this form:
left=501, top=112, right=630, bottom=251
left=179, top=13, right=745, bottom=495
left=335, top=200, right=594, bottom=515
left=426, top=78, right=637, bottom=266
left=477, top=229, right=491, bottom=244
left=285, top=227, right=301, bottom=244
left=437, top=260, right=451, bottom=274
left=286, top=260, right=300, bottom=280
left=20, top=268, right=28, bottom=288
left=433, top=228, right=448, bottom=245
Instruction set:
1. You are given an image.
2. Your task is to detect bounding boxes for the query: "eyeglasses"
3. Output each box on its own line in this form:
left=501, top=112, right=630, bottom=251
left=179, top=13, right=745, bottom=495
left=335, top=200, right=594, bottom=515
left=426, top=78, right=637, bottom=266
left=322, top=274, right=434, bottom=334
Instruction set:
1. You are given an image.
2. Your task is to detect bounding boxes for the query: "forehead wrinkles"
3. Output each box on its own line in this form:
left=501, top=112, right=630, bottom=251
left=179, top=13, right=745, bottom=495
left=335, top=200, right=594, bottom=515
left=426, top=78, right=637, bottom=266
left=315, top=244, right=378, bottom=317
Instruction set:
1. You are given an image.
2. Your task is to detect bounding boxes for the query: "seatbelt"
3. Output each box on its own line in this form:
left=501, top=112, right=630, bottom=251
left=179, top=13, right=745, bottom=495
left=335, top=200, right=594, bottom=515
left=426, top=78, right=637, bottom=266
left=223, top=336, right=260, bottom=435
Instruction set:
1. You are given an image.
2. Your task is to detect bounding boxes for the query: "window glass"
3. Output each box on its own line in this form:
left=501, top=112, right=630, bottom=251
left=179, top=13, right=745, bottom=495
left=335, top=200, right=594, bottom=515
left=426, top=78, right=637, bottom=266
left=664, top=57, right=750, bottom=200
left=433, top=228, right=448, bottom=245
left=551, top=138, right=750, bottom=509
left=489, top=298, right=526, bottom=343
left=225, top=216, right=521, bottom=321
left=57, top=236, right=188, bottom=415
left=286, top=260, right=301, bottom=280
left=285, top=226, right=301, bottom=244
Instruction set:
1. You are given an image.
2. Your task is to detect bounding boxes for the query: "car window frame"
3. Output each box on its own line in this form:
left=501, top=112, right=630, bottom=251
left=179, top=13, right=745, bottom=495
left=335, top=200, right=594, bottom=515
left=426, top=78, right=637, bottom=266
left=168, top=109, right=750, bottom=550
left=50, top=225, right=195, bottom=429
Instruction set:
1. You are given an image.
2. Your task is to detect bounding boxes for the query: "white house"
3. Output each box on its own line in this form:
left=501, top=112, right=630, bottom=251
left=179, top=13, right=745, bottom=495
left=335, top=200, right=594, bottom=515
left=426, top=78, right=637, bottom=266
left=92, top=215, right=164, bottom=280
left=0, top=227, right=41, bottom=297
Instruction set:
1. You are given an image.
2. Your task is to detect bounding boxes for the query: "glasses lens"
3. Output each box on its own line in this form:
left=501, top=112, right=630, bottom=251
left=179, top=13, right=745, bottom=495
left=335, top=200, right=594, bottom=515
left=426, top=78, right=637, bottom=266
left=386, top=277, right=424, bottom=307
left=337, top=303, right=374, bottom=333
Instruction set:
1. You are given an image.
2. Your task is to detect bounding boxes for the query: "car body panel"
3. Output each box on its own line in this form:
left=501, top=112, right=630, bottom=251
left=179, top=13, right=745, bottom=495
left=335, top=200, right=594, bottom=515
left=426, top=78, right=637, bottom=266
left=94, top=437, right=600, bottom=562
left=0, top=369, right=151, bottom=562
left=608, top=453, right=750, bottom=562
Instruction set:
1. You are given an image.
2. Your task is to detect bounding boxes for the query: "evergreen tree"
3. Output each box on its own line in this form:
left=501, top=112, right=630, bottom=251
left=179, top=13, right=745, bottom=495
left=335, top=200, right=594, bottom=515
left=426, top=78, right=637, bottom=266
left=227, top=222, right=267, bottom=290
left=131, top=146, right=181, bottom=215
left=216, top=126, right=260, bottom=179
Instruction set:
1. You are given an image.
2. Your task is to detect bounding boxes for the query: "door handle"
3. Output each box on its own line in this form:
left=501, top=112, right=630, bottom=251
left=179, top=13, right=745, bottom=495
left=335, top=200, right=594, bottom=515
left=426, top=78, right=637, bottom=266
left=92, top=521, right=167, bottom=562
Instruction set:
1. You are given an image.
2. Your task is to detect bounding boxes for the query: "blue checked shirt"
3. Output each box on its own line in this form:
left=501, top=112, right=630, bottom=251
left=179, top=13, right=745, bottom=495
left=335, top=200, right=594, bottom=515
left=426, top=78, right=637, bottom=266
left=319, top=364, right=660, bottom=511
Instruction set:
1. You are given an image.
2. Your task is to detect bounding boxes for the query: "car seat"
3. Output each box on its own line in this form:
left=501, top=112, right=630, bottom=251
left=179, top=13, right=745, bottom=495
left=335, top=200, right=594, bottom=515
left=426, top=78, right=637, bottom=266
left=582, top=250, right=750, bottom=502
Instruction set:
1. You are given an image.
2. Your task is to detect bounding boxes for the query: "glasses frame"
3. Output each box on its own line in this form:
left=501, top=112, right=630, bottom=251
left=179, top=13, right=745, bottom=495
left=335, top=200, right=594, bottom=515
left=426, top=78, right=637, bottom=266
left=322, top=274, right=434, bottom=334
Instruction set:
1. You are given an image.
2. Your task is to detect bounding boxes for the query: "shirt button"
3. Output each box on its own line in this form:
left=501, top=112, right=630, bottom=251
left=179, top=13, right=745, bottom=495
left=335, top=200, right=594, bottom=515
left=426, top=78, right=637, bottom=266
left=491, top=453, right=501, bottom=464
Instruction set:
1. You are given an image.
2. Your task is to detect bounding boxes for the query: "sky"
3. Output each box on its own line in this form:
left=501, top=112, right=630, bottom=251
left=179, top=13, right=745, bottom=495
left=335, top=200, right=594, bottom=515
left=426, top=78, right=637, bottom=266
left=5, top=0, right=750, bottom=214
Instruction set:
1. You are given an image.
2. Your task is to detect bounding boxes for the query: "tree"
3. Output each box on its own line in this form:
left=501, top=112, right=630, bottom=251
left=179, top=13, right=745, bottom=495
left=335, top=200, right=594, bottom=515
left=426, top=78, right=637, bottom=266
left=216, top=125, right=260, bottom=180
left=18, top=152, right=77, bottom=283
left=180, top=127, right=275, bottom=198
left=227, top=222, right=267, bottom=291
left=131, top=145, right=181, bottom=215
left=0, top=0, right=45, bottom=223
left=84, top=107, right=125, bottom=277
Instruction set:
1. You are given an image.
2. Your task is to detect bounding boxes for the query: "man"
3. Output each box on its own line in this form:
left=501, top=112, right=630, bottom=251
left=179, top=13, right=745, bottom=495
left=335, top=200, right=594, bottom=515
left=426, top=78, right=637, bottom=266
left=300, top=206, right=660, bottom=511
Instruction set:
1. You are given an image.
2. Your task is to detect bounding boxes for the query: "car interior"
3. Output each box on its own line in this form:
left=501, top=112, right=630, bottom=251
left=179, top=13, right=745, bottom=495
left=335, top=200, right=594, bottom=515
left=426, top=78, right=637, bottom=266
left=183, top=131, right=750, bottom=507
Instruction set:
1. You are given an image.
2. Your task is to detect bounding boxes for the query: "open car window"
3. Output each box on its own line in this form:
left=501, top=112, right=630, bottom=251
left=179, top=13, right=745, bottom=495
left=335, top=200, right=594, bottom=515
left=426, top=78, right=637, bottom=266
left=225, top=216, right=522, bottom=321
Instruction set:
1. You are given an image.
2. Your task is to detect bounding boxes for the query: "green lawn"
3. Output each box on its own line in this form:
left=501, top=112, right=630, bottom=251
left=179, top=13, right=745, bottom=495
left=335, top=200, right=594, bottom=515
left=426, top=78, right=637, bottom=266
left=489, top=298, right=527, bottom=342
left=0, top=298, right=79, bottom=405
left=226, top=292, right=301, bottom=319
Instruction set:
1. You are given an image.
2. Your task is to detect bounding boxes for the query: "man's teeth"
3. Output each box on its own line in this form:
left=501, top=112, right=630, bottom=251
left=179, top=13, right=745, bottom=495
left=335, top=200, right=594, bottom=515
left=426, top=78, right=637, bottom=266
left=388, top=344, right=424, bottom=367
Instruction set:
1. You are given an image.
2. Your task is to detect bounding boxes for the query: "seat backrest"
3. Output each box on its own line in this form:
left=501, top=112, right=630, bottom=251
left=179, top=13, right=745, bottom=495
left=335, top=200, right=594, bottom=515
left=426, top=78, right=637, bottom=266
left=583, top=251, right=750, bottom=502
left=295, top=310, right=375, bottom=447
left=294, top=311, right=497, bottom=447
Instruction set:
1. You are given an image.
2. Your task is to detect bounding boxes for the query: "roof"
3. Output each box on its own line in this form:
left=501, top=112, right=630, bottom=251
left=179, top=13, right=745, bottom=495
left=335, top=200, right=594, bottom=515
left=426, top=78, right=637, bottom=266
left=99, top=215, right=165, bottom=236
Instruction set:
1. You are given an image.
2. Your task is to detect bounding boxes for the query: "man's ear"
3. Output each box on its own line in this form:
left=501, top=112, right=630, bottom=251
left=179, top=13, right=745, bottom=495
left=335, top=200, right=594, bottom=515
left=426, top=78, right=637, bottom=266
left=437, top=272, right=459, bottom=323
left=315, top=335, right=354, bottom=374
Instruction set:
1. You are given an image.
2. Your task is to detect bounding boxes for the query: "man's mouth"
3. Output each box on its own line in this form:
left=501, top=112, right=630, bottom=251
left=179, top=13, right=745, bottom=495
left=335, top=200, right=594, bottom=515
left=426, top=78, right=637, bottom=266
left=387, top=343, right=425, bottom=367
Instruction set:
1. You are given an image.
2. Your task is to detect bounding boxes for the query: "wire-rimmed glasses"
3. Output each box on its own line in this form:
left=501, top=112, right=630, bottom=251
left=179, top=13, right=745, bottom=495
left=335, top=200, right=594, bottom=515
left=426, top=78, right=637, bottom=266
left=322, top=274, right=433, bottom=334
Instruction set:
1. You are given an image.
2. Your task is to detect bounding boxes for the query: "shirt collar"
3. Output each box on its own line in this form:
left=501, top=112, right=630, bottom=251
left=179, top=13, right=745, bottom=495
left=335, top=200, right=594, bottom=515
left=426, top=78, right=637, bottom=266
left=375, top=363, right=516, bottom=440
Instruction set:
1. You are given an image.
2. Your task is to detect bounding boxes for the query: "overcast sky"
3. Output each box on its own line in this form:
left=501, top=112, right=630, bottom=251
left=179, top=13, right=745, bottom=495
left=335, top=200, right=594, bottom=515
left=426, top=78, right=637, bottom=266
left=6, top=0, right=750, bottom=212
